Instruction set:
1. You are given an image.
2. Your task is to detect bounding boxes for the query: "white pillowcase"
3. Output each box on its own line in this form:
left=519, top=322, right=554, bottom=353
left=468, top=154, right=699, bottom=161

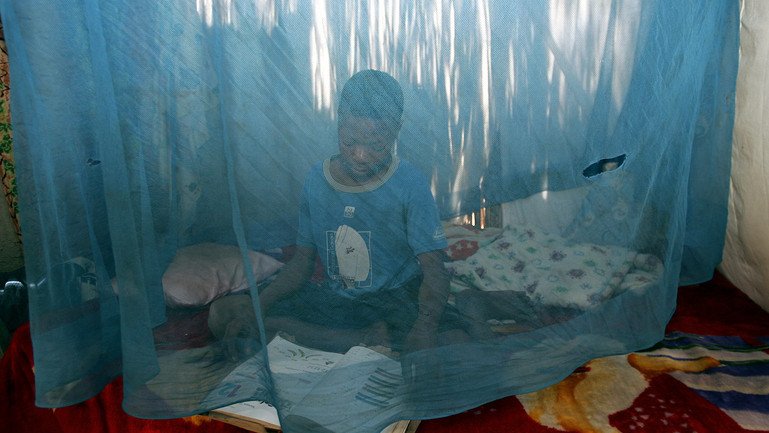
left=162, top=243, right=283, bottom=307
left=501, top=187, right=589, bottom=235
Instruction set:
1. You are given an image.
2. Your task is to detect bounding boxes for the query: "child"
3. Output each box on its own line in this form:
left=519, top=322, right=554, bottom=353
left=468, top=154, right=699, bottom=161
left=210, top=70, right=457, bottom=357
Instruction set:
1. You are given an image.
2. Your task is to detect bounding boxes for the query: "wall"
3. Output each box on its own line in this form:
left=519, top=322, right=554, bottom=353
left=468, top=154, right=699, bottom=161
left=720, top=0, right=769, bottom=312
left=0, top=26, right=22, bottom=275
left=0, top=204, right=21, bottom=273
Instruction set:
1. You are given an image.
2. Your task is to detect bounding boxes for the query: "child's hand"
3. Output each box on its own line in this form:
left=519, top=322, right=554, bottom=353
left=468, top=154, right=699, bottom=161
left=403, top=325, right=436, bottom=354
left=401, top=325, right=440, bottom=385
left=221, top=318, right=259, bottom=362
left=207, top=294, right=260, bottom=362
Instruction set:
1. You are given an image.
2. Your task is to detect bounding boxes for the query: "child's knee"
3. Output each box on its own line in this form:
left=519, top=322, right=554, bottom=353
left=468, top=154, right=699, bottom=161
left=454, top=289, right=487, bottom=317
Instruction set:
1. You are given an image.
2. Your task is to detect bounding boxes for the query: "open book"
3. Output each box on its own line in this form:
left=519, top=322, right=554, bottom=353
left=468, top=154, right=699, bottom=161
left=205, top=336, right=417, bottom=433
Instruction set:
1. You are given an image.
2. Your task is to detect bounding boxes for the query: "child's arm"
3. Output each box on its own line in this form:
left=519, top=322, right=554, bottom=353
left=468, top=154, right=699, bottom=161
left=258, top=245, right=317, bottom=314
left=405, top=250, right=450, bottom=351
left=208, top=246, right=317, bottom=361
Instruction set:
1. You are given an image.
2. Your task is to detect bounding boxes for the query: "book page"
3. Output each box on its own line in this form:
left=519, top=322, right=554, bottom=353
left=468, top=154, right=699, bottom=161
left=285, top=344, right=405, bottom=432
left=207, top=336, right=408, bottom=433
left=204, top=336, right=344, bottom=410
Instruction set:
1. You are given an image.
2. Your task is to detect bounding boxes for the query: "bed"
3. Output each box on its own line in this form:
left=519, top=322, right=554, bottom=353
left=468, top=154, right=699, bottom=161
left=144, top=185, right=666, bottom=351
left=442, top=221, right=663, bottom=335
left=440, top=183, right=664, bottom=336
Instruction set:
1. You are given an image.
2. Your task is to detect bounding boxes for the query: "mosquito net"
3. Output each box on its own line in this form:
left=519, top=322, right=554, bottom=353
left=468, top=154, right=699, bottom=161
left=1, top=1, right=738, bottom=432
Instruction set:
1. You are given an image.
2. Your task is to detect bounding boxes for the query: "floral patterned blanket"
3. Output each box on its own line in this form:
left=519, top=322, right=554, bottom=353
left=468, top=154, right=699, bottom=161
left=445, top=224, right=663, bottom=310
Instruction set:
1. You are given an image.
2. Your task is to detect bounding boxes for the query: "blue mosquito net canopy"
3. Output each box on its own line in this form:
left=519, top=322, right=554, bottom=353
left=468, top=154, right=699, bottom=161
left=1, top=1, right=738, bottom=432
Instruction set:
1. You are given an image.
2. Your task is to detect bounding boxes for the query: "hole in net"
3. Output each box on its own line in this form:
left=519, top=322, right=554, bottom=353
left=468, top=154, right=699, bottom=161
left=582, top=154, right=627, bottom=178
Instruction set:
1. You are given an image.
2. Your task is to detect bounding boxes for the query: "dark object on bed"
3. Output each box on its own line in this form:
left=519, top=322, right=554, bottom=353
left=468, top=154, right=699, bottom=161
left=1, top=267, right=28, bottom=333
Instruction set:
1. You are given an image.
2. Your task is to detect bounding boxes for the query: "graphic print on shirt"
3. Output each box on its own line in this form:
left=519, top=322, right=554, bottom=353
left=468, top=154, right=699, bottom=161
left=327, top=225, right=372, bottom=289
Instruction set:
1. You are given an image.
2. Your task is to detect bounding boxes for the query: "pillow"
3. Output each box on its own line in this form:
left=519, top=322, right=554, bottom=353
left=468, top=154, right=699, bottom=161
left=501, top=187, right=589, bottom=235
left=162, top=243, right=283, bottom=307
left=442, top=223, right=503, bottom=261
left=561, top=170, right=635, bottom=245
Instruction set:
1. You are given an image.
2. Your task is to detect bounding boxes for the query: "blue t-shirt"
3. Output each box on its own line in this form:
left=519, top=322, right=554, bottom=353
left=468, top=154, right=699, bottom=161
left=297, top=156, right=447, bottom=297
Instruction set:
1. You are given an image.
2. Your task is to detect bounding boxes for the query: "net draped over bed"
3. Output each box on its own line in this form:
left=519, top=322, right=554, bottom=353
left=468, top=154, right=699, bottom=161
left=0, top=1, right=738, bottom=432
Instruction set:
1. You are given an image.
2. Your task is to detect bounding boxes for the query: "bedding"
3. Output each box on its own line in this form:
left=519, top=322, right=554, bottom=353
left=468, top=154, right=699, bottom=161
left=445, top=224, right=663, bottom=310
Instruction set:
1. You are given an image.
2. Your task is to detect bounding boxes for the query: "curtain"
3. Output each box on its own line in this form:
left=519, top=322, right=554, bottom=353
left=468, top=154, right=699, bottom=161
left=0, top=1, right=738, bottom=432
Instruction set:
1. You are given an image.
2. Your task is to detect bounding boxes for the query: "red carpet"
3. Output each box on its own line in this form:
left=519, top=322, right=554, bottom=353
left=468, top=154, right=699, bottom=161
left=0, top=322, right=249, bottom=433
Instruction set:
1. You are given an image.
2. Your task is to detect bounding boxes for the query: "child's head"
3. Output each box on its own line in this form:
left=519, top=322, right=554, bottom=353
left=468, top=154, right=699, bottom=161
left=338, top=69, right=404, bottom=135
left=336, top=70, right=404, bottom=183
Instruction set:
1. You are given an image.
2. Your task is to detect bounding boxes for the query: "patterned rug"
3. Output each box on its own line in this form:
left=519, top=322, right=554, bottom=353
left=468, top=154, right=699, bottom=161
left=417, top=275, right=769, bottom=433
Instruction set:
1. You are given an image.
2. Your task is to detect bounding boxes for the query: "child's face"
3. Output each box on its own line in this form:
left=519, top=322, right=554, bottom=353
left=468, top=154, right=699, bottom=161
left=337, top=115, right=397, bottom=183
